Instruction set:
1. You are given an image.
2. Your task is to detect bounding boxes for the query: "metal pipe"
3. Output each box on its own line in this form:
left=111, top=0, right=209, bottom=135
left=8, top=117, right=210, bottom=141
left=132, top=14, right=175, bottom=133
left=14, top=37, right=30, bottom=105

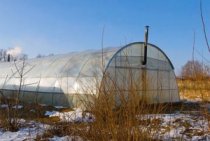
left=142, top=26, right=149, bottom=65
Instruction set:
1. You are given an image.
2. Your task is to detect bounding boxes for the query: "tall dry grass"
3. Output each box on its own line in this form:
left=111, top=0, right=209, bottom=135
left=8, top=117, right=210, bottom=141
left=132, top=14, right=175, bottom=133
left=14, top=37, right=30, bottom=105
left=58, top=64, right=170, bottom=140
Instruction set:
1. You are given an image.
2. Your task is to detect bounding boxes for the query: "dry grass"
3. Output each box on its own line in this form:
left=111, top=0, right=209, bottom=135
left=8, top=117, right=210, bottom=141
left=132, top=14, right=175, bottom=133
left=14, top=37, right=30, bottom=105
left=0, top=99, right=71, bottom=132
left=38, top=72, right=171, bottom=141
left=178, top=79, right=210, bottom=101
left=178, top=77, right=210, bottom=131
left=36, top=73, right=210, bottom=140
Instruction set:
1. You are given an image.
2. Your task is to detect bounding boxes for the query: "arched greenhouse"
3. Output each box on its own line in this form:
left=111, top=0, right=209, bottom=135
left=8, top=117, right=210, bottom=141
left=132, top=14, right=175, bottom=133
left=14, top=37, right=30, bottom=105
left=0, top=42, right=180, bottom=107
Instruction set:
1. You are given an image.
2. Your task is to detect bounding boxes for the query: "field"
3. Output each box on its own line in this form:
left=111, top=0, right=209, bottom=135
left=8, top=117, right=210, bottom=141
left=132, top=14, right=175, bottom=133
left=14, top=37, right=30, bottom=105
left=178, top=79, right=210, bottom=102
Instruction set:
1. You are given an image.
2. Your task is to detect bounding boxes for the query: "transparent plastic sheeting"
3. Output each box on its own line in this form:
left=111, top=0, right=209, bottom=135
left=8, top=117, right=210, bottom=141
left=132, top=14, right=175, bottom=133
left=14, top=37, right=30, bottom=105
left=0, top=42, right=180, bottom=107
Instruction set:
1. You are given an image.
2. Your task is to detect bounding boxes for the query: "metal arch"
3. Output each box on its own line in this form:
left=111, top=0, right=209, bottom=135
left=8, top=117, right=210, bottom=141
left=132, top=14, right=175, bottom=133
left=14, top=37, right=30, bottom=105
left=104, top=42, right=175, bottom=72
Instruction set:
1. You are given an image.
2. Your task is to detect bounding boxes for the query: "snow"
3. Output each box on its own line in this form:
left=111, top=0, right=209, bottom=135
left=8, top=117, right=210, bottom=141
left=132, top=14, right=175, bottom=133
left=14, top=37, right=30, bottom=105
left=45, top=111, right=58, bottom=116
left=49, top=136, right=83, bottom=141
left=0, top=104, right=23, bottom=109
left=0, top=119, right=83, bottom=141
left=45, top=108, right=94, bottom=122
left=0, top=122, right=48, bottom=141
left=12, top=105, right=23, bottom=109
left=0, top=104, right=8, bottom=108
left=54, top=106, right=66, bottom=109
left=139, top=113, right=209, bottom=140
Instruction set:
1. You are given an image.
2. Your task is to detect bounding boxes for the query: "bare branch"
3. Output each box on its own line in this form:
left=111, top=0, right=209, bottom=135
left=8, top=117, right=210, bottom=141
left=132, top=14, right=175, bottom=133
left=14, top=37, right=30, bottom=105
left=195, top=48, right=210, bottom=64
left=14, top=62, right=21, bottom=76
left=101, top=25, right=105, bottom=72
left=200, top=0, right=210, bottom=52
left=23, top=65, right=35, bottom=76
left=192, top=31, right=195, bottom=61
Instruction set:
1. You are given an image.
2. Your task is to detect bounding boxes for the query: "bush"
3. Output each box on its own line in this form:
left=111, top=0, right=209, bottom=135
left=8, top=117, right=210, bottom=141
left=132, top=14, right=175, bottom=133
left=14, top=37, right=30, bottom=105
left=180, top=60, right=210, bottom=80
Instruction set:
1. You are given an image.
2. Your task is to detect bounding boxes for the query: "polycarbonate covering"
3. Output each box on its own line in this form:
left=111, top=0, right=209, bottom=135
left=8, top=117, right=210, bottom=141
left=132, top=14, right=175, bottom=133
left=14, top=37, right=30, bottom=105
left=0, top=42, right=180, bottom=106
left=105, top=43, right=179, bottom=103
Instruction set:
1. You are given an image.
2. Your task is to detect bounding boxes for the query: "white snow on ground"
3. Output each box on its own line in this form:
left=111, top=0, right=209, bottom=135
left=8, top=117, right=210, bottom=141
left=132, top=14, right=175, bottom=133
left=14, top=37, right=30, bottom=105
left=12, top=105, right=23, bottom=109
left=0, top=121, right=49, bottom=141
left=45, top=111, right=58, bottom=116
left=0, top=104, right=23, bottom=109
left=140, top=113, right=209, bottom=140
left=54, top=106, right=67, bottom=109
left=49, top=136, right=83, bottom=141
left=45, top=108, right=94, bottom=122
left=0, top=104, right=8, bottom=108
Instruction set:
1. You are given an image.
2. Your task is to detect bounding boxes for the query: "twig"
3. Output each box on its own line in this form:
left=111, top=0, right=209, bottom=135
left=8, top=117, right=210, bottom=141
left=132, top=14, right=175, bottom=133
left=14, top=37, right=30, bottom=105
left=200, top=0, right=210, bottom=52
left=101, top=25, right=105, bottom=72
left=192, top=31, right=195, bottom=61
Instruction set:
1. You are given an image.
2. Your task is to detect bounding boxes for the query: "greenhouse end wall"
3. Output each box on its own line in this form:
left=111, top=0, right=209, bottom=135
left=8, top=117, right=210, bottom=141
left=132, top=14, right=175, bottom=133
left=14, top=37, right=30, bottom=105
left=104, top=43, right=180, bottom=104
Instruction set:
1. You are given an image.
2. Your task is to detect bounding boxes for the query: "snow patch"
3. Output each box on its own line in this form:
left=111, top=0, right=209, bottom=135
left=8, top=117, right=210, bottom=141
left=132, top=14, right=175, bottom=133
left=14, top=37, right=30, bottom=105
left=0, top=104, right=8, bottom=108
left=12, top=105, right=23, bottom=109
left=139, top=113, right=209, bottom=140
left=54, top=106, right=66, bottom=109
left=49, top=136, right=83, bottom=141
left=45, top=108, right=94, bottom=122
left=0, top=121, right=49, bottom=141
left=0, top=104, right=23, bottom=109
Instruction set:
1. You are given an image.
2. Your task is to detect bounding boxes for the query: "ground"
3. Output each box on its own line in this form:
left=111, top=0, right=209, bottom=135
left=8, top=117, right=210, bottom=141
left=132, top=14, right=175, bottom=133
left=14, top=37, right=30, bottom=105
left=0, top=101, right=210, bottom=141
left=0, top=79, right=210, bottom=141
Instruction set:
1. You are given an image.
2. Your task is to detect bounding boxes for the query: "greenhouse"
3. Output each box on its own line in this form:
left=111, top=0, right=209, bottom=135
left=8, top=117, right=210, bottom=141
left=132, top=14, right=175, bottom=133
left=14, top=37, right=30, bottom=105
left=0, top=42, right=180, bottom=107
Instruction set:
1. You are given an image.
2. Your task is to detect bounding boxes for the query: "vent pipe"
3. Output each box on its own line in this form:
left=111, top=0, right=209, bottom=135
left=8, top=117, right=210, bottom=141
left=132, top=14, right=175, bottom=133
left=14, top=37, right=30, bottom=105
left=142, top=26, right=149, bottom=65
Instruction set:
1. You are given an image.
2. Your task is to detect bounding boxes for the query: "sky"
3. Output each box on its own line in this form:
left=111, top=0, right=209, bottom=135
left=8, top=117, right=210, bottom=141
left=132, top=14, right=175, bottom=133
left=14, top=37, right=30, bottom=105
left=0, top=0, right=209, bottom=74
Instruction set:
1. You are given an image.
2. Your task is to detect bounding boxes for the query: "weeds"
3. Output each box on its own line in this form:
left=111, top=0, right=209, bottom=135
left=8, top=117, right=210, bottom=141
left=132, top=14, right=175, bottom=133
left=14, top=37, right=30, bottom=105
left=0, top=60, right=35, bottom=131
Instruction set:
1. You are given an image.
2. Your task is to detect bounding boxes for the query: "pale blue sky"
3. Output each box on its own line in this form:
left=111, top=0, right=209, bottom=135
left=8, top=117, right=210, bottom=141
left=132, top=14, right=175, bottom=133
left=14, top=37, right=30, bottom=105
left=0, top=0, right=209, bottom=74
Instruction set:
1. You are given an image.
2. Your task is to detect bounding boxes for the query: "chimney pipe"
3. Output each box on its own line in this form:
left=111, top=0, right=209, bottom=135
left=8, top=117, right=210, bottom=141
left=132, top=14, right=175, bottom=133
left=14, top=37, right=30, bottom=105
left=142, top=26, right=149, bottom=65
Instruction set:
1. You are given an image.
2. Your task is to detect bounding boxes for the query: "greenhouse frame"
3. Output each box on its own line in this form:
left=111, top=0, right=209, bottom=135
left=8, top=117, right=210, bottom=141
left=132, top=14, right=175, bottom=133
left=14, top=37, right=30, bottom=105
left=0, top=42, right=180, bottom=107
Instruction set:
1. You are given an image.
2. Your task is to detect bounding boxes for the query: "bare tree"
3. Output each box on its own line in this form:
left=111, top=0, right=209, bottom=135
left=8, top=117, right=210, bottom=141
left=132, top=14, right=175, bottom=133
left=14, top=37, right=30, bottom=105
left=181, top=60, right=210, bottom=80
